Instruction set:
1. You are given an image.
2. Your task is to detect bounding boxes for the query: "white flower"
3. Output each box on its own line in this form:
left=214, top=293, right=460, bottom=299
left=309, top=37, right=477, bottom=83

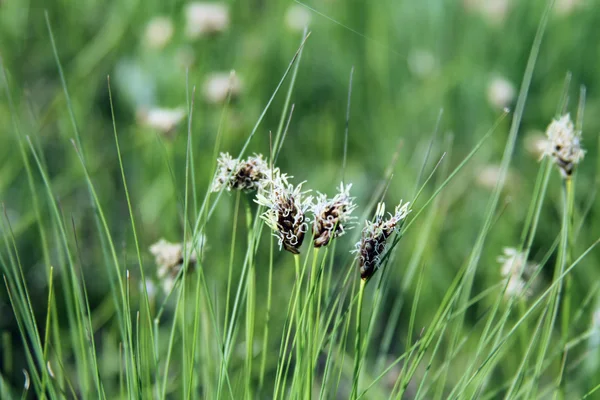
left=311, top=183, right=357, bottom=248
left=202, top=71, right=242, bottom=104
left=176, top=46, right=196, bottom=70
left=497, top=247, right=536, bottom=299
left=137, top=106, right=186, bottom=134
left=354, top=201, right=411, bottom=281
left=149, top=236, right=205, bottom=294
left=285, top=4, right=311, bottom=32
left=524, top=130, right=547, bottom=159
left=475, top=164, right=518, bottom=191
left=185, top=2, right=230, bottom=39
left=407, top=49, right=437, bottom=79
left=463, top=0, right=511, bottom=25
left=542, top=114, right=585, bottom=177
left=144, top=17, right=174, bottom=49
left=211, top=153, right=270, bottom=193
left=255, top=171, right=313, bottom=254
left=555, top=0, right=582, bottom=16
left=487, top=76, right=515, bottom=110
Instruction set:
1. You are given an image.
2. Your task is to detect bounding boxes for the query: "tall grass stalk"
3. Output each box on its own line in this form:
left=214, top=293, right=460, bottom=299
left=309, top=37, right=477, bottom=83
left=351, top=279, right=366, bottom=399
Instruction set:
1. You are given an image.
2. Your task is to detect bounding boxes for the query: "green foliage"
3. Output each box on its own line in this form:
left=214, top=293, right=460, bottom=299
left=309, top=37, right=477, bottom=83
left=2, top=0, right=600, bottom=398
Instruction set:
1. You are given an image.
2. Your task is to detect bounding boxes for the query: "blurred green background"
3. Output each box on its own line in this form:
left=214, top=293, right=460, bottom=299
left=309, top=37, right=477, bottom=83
left=2, top=0, right=600, bottom=396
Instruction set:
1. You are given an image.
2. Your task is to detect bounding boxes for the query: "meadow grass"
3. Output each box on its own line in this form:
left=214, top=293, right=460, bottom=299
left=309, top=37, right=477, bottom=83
left=2, top=0, right=600, bottom=399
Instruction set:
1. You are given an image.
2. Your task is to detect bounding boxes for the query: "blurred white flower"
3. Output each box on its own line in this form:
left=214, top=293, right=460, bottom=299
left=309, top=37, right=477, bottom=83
left=524, top=130, right=547, bottom=159
left=285, top=4, right=311, bottom=32
left=486, top=76, right=515, bottom=110
left=463, top=0, right=511, bottom=25
left=202, top=71, right=242, bottom=104
left=497, top=247, right=536, bottom=299
left=475, top=164, right=518, bottom=191
left=185, top=2, right=230, bottom=39
left=542, top=114, right=585, bottom=177
left=555, top=0, right=582, bottom=16
left=150, top=236, right=205, bottom=294
left=144, top=17, right=174, bottom=49
left=407, top=49, right=437, bottom=79
left=176, top=46, right=196, bottom=70
left=137, top=106, right=186, bottom=134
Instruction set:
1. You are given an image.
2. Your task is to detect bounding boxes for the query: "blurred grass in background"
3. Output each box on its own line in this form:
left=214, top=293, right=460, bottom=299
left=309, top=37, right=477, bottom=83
left=2, top=0, right=600, bottom=398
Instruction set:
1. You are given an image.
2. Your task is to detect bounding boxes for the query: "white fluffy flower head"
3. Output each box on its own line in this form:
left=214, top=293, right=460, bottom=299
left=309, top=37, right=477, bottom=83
left=542, top=114, right=585, bottom=177
left=185, top=2, right=230, bottom=38
left=149, top=236, right=206, bottom=294
left=497, top=247, right=536, bottom=299
left=211, top=153, right=269, bottom=193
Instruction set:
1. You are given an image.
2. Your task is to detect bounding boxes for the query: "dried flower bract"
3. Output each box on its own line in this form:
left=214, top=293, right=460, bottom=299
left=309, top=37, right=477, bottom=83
left=256, top=172, right=313, bottom=254
left=311, top=183, right=357, bottom=248
left=542, top=114, right=585, bottom=178
left=211, top=153, right=270, bottom=193
left=354, top=201, right=411, bottom=281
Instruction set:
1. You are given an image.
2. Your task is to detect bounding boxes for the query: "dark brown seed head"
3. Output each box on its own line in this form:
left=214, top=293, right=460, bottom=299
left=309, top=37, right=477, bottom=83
left=311, top=183, right=356, bottom=248
left=354, top=202, right=410, bottom=281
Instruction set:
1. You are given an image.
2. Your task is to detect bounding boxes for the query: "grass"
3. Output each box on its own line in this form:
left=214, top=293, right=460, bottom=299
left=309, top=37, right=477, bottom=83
left=2, top=0, right=600, bottom=398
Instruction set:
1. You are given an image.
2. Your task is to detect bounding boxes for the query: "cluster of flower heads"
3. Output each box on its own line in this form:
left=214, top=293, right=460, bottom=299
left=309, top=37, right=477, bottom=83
left=211, top=152, right=362, bottom=255
left=497, top=247, right=537, bottom=300
left=151, top=151, right=410, bottom=285
left=149, top=236, right=205, bottom=294
left=542, top=114, right=585, bottom=178
left=354, top=202, right=411, bottom=281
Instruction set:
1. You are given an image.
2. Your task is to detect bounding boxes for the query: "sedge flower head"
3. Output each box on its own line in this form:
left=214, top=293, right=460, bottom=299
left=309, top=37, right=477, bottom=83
left=211, top=153, right=270, bottom=193
left=137, top=106, right=186, bottom=134
left=143, top=17, right=174, bottom=49
left=354, top=201, right=411, bottom=281
left=149, top=236, right=205, bottom=294
left=311, top=183, right=357, bottom=248
left=497, top=247, right=536, bottom=299
left=202, top=71, right=242, bottom=104
left=542, top=114, right=585, bottom=177
left=185, top=2, right=230, bottom=39
left=255, top=171, right=313, bottom=254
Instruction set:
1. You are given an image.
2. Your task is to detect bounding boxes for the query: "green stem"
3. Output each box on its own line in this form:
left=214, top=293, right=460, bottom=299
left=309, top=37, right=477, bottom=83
left=305, top=248, right=320, bottom=399
left=557, top=177, right=575, bottom=397
left=351, top=279, right=366, bottom=400
left=259, top=235, right=274, bottom=393
left=245, top=203, right=255, bottom=399
left=224, top=192, right=241, bottom=345
left=293, top=254, right=303, bottom=395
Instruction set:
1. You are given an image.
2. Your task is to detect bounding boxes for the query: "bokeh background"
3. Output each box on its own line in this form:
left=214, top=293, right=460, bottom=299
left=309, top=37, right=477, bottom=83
left=2, top=0, right=600, bottom=396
